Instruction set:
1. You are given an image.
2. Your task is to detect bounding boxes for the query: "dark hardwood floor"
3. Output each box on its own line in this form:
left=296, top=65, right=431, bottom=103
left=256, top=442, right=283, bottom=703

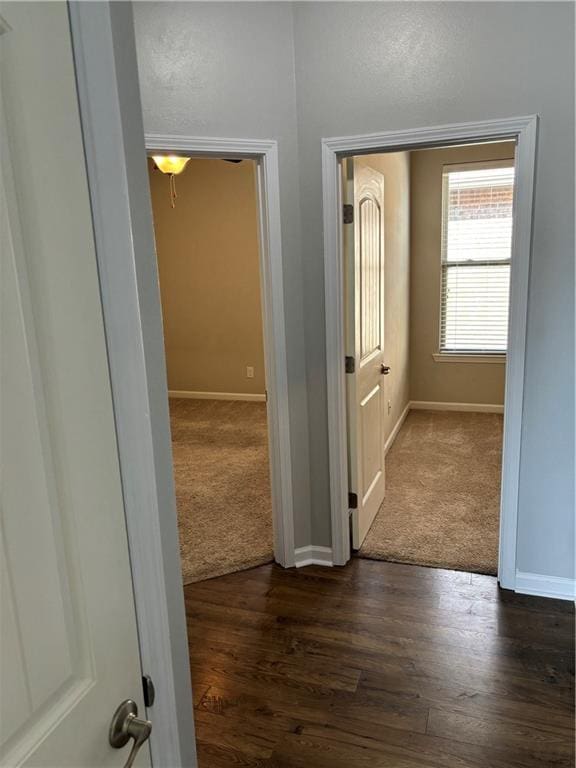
left=184, top=559, right=575, bottom=767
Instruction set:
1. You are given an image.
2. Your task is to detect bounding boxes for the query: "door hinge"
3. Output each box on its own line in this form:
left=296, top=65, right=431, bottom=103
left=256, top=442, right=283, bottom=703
left=343, top=203, right=354, bottom=224
left=348, top=492, right=358, bottom=509
left=142, top=674, right=156, bottom=707
left=345, top=356, right=355, bottom=374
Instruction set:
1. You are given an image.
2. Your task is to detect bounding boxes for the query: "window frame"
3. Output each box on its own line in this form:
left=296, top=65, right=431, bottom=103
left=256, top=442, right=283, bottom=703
left=437, top=158, right=515, bottom=362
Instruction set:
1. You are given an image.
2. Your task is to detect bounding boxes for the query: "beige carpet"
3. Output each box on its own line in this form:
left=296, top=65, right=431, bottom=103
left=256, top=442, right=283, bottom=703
left=169, top=399, right=273, bottom=584
left=358, top=410, right=503, bottom=575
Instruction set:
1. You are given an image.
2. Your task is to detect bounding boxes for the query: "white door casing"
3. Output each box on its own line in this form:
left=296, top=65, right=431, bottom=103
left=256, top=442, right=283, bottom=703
left=144, top=133, right=296, bottom=571
left=0, top=4, right=149, bottom=766
left=343, top=160, right=387, bottom=549
left=322, top=117, right=538, bottom=581
left=68, top=4, right=197, bottom=764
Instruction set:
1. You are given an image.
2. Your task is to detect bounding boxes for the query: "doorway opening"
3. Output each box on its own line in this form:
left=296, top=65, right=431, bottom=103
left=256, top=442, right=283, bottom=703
left=148, top=154, right=275, bottom=583
left=145, top=136, right=295, bottom=587
left=323, top=117, right=537, bottom=589
left=343, top=143, right=514, bottom=576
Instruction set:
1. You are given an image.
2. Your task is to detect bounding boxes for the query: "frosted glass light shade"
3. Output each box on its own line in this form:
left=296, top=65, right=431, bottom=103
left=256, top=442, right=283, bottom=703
left=152, top=155, right=191, bottom=175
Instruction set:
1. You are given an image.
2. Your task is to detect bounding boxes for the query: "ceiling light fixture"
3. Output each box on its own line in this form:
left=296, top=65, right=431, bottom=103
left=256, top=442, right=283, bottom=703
left=151, top=155, right=191, bottom=208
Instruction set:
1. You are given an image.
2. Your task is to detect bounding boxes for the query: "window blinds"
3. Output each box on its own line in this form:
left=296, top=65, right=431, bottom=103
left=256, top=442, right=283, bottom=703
left=440, top=164, right=515, bottom=354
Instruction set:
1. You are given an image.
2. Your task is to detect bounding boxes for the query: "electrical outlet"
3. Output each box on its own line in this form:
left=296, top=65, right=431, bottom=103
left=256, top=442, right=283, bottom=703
left=246, top=366, right=255, bottom=379
left=387, top=400, right=392, bottom=415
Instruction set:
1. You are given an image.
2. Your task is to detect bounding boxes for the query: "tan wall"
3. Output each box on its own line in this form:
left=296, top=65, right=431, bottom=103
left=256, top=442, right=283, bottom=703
left=409, top=142, right=516, bottom=405
left=356, top=153, right=411, bottom=442
left=148, top=158, right=265, bottom=394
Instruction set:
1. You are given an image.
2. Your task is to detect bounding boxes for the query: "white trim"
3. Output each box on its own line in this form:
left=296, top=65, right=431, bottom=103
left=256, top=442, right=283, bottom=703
left=443, top=158, right=515, bottom=173
left=144, top=134, right=276, bottom=158
left=69, top=4, right=195, bottom=765
left=168, top=390, right=266, bottom=402
left=385, top=402, right=410, bottom=455
left=145, top=132, right=295, bottom=570
left=322, top=116, right=538, bottom=588
left=432, top=353, right=506, bottom=365
left=322, top=139, right=350, bottom=566
left=410, top=400, right=504, bottom=414
left=294, top=546, right=334, bottom=568
left=498, top=117, right=538, bottom=591
left=515, top=572, right=576, bottom=602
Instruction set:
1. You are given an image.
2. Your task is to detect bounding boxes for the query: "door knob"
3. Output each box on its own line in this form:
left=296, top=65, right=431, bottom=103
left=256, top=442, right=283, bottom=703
left=109, top=700, right=152, bottom=768
left=380, top=364, right=391, bottom=375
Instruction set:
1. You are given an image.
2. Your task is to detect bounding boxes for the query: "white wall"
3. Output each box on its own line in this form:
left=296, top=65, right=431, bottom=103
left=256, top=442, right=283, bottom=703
left=134, top=2, right=312, bottom=547
left=134, top=2, right=575, bottom=581
left=292, top=1, right=574, bottom=579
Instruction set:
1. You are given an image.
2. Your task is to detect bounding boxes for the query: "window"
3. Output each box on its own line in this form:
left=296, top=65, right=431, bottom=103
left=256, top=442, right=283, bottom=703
left=440, top=161, right=515, bottom=355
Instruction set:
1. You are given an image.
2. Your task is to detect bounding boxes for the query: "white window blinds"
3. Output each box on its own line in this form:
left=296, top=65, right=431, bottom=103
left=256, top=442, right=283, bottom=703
left=440, top=163, right=515, bottom=354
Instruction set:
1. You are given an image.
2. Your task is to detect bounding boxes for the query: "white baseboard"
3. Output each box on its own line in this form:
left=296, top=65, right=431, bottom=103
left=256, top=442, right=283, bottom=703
left=410, top=400, right=504, bottom=414
left=515, top=571, right=575, bottom=601
left=385, top=402, right=410, bottom=454
left=168, top=390, right=266, bottom=402
left=294, top=545, right=333, bottom=568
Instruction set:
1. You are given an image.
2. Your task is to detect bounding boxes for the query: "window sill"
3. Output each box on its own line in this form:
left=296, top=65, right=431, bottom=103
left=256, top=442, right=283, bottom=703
left=432, top=353, right=506, bottom=364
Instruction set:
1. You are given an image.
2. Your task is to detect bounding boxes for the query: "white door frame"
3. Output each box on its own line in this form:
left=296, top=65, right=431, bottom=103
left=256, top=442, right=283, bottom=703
left=322, top=116, right=538, bottom=590
left=69, top=3, right=196, bottom=765
left=144, top=132, right=295, bottom=570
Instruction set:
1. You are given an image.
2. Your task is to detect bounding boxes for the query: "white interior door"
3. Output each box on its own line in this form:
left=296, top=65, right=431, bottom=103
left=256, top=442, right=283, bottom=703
left=344, top=159, right=387, bottom=549
left=0, top=3, right=151, bottom=766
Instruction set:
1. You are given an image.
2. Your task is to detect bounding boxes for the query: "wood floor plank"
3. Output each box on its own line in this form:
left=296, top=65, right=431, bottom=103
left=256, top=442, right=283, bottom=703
left=189, top=642, right=362, bottom=694
left=186, top=610, right=573, bottom=702
left=185, top=560, right=575, bottom=768
left=194, top=708, right=278, bottom=760
left=359, top=668, right=575, bottom=730
left=187, top=600, right=570, bottom=687
left=193, top=665, right=428, bottom=737
left=196, top=740, right=268, bottom=768
left=427, top=708, right=574, bottom=763
left=188, top=570, right=573, bottom=651
left=269, top=730, right=442, bottom=768
left=264, top=582, right=574, bottom=647
left=285, top=719, right=569, bottom=768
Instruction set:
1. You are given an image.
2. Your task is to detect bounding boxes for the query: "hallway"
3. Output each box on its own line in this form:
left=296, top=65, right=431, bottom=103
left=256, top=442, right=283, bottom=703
left=185, top=559, right=574, bottom=767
